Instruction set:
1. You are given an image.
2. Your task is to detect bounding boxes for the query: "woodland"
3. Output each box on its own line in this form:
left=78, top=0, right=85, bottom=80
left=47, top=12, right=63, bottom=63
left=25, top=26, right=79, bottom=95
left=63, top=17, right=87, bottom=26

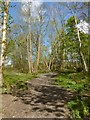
left=0, top=1, right=90, bottom=119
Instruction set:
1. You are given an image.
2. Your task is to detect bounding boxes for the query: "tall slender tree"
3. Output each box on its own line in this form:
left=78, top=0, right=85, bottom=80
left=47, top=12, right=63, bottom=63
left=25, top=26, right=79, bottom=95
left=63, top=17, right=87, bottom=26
left=67, top=3, right=88, bottom=72
left=22, top=1, right=42, bottom=73
left=0, top=0, right=10, bottom=86
left=36, top=10, right=43, bottom=71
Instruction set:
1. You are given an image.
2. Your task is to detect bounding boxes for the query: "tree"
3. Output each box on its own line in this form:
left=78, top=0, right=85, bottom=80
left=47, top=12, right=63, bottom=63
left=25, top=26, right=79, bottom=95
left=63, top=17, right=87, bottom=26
left=21, top=1, right=42, bottom=73
left=35, top=8, right=46, bottom=71
left=0, top=0, right=10, bottom=86
left=47, top=4, right=67, bottom=72
left=66, top=2, right=88, bottom=72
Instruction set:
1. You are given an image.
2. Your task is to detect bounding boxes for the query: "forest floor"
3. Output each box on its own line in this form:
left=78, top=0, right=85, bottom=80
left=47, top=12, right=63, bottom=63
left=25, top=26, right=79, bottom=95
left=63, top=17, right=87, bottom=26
left=2, top=72, right=75, bottom=118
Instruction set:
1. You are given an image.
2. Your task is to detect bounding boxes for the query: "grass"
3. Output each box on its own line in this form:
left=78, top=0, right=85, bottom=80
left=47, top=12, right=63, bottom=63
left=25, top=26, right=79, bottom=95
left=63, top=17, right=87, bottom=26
left=67, top=99, right=90, bottom=119
left=55, top=72, right=88, bottom=91
left=2, top=71, right=38, bottom=93
left=55, top=72, right=90, bottom=119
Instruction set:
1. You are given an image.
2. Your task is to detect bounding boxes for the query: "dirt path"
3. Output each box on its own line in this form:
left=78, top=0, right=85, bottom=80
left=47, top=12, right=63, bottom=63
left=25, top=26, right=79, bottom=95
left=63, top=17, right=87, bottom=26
left=2, top=72, right=74, bottom=118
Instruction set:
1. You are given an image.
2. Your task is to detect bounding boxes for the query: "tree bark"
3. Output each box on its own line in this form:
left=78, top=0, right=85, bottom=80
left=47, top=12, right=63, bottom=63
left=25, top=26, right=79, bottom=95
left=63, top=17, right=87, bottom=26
left=36, top=35, right=41, bottom=71
left=27, top=2, right=32, bottom=74
left=48, top=57, right=52, bottom=70
left=36, top=15, right=42, bottom=71
left=27, top=33, right=32, bottom=73
left=0, top=0, right=10, bottom=86
left=74, top=15, right=88, bottom=72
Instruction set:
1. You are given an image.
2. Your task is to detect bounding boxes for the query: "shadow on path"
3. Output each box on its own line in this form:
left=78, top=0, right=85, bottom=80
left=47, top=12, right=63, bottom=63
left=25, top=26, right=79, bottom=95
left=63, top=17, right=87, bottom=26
left=12, top=73, right=74, bottom=118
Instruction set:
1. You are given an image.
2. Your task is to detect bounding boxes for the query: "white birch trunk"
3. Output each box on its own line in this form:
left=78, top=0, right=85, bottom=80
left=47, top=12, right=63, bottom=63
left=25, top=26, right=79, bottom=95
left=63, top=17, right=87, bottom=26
left=36, top=38, right=40, bottom=71
left=74, top=15, right=88, bottom=72
left=0, top=0, right=10, bottom=86
left=36, top=15, right=42, bottom=71
left=27, top=33, right=32, bottom=73
left=27, top=2, right=32, bottom=73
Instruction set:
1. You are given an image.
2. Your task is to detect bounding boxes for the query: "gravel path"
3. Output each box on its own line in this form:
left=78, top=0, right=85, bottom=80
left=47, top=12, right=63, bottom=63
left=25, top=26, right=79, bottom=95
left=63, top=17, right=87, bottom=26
left=2, top=72, right=74, bottom=118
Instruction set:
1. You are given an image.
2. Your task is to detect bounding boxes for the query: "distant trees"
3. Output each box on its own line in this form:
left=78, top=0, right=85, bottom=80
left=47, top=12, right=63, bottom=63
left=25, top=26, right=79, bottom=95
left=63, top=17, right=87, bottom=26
left=46, top=2, right=88, bottom=73
left=22, top=2, right=32, bottom=73
left=0, top=2, right=88, bottom=76
left=21, top=1, right=45, bottom=73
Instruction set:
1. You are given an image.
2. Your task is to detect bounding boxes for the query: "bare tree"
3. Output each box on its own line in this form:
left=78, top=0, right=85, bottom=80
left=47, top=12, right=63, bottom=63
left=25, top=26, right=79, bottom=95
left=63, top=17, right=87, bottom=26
left=22, top=1, right=42, bottom=73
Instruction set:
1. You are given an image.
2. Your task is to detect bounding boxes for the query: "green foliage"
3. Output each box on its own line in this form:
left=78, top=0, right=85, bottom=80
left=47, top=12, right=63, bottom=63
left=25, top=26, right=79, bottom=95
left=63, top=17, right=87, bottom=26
left=2, top=71, right=38, bottom=94
left=55, top=72, right=87, bottom=91
left=55, top=72, right=90, bottom=119
left=68, top=100, right=81, bottom=118
left=6, top=34, right=29, bottom=73
left=66, top=16, right=77, bottom=38
left=65, top=16, right=89, bottom=73
left=8, top=14, right=14, bottom=25
left=68, top=97, right=90, bottom=119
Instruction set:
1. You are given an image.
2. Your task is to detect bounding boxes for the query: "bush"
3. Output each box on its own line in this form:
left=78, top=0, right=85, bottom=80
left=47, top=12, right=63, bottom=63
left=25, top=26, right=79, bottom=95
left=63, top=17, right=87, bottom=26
left=68, top=97, right=90, bottom=119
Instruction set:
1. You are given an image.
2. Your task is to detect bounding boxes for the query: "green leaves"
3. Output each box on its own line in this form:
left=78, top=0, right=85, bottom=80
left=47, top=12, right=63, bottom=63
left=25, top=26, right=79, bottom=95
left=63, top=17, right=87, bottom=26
left=3, top=71, right=38, bottom=94
left=55, top=72, right=87, bottom=91
left=68, top=97, right=89, bottom=118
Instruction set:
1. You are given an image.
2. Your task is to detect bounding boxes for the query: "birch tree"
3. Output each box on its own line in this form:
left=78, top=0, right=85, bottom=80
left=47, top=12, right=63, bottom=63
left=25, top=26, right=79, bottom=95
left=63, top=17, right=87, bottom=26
left=27, top=2, right=32, bottom=73
left=66, top=2, right=88, bottom=72
left=48, top=4, right=67, bottom=71
left=22, top=0, right=42, bottom=73
left=36, top=8, right=45, bottom=71
left=0, top=0, right=10, bottom=86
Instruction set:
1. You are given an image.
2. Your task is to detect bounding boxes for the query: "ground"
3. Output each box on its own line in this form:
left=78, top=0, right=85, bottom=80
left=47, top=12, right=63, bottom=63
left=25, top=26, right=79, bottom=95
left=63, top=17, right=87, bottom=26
left=2, top=72, right=74, bottom=118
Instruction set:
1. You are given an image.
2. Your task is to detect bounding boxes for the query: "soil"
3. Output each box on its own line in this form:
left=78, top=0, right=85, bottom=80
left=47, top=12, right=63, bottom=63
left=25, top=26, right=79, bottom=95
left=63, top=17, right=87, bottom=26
left=2, top=72, right=74, bottom=119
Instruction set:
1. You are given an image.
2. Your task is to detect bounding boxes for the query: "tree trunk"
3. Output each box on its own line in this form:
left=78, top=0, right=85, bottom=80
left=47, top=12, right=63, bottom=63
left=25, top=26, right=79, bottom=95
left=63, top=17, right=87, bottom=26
left=0, top=0, right=10, bottom=86
left=27, top=33, right=32, bottom=73
left=61, top=48, right=65, bottom=71
left=36, top=15, right=42, bottom=71
left=36, top=36, right=41, bottom=71
left=48, top=57, right=52, bottom=70
left=74, top=15, right=88, bottom=72
left=27, top=2, right=32, bottom=74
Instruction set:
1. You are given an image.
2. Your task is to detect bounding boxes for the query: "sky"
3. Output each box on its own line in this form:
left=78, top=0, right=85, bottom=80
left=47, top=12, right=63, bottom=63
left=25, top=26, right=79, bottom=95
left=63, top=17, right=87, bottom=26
left=9, top=2, right=71, bottom=24
left=8, top=2, right=88, bottom=47
left=3, top=1, right=89, bottom=65
left=9, top=2, right=88, bottom=25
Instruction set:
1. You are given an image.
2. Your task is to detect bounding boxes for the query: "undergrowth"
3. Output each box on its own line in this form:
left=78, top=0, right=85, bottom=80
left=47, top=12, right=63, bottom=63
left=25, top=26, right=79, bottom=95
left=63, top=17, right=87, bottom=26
left=55, top=72, right=90, bottom=119
left=2, top=71, right=38, bottom=94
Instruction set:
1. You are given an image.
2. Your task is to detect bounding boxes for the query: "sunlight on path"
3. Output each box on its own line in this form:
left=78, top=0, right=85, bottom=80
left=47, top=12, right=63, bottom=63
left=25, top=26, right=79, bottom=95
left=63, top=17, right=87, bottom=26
left=2, top=72, right=73, bottom=118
